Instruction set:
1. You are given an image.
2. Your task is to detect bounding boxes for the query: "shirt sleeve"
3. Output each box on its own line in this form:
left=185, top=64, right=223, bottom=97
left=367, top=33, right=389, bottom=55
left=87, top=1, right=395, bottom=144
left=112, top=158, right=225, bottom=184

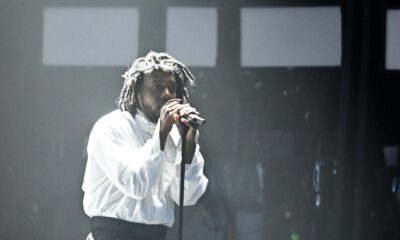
left=169, top=141, right=209, bottom=206
left=87, top=115, right=165, bottom=200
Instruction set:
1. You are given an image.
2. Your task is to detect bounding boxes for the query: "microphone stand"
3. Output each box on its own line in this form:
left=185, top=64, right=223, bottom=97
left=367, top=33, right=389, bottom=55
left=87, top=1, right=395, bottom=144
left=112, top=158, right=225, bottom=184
left=178, top=124, right=189, bottom=240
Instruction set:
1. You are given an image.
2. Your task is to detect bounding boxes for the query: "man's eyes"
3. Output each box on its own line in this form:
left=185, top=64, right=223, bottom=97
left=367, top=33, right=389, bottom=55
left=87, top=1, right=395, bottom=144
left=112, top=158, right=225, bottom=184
left=151, top=84, right=176, bottom=93
left=152, top=85, right=163, bottom=90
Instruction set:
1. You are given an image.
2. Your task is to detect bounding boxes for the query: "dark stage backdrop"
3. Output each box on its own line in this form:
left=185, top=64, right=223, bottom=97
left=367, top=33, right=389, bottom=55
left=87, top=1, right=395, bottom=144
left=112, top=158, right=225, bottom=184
left=0, top=0, right=399, bottom=240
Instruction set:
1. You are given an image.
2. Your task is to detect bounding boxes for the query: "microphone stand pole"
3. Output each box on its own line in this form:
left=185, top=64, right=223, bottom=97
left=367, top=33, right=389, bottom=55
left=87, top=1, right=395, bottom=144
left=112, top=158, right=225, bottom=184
left=178, top=124, right=189, bottom=240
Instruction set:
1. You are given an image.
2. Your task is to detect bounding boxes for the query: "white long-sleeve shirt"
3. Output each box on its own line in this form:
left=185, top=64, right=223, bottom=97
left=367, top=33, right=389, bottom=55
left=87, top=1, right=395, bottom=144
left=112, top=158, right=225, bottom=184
left=82, top=109, right=208, bottom=227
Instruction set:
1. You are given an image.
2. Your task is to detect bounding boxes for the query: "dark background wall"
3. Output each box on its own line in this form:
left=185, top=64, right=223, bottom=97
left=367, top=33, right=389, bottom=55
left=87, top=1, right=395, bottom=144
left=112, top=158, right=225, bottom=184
left=0, top=0, right=399, bottom=239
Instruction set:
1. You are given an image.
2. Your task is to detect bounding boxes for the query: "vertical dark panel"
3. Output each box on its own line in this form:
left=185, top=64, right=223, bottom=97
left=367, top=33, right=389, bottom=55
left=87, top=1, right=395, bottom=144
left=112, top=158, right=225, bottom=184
left=138, top=2, right=166, bottom=55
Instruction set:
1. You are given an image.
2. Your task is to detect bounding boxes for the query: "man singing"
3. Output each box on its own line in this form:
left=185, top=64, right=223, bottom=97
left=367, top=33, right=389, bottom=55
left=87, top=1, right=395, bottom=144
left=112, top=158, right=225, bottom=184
left=82, top=52, right=208, bottom=240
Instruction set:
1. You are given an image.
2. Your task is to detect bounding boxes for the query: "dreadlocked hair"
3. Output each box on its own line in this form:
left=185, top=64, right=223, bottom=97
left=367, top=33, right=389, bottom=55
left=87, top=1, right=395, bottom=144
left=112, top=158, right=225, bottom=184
left=117, top=51, right=196, bottom=116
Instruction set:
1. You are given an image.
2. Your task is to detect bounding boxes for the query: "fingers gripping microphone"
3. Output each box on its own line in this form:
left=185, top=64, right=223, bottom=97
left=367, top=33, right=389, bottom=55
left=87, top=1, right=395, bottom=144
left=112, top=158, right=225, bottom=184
left=181, top=114, right=206, bottom=127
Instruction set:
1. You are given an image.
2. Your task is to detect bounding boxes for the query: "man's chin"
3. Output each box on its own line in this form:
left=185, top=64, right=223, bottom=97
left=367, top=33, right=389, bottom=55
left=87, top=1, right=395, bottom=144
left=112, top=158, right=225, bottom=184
left=151, top=109, right=161, bottom=122
left=139, top=108, right=158, bottom=123
left=154, top=113, right=161, bottom=121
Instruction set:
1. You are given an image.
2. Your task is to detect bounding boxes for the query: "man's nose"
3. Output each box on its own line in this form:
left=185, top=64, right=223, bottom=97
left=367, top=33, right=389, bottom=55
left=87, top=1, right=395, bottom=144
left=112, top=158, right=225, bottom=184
left=161, top=88, right=173, bottom=100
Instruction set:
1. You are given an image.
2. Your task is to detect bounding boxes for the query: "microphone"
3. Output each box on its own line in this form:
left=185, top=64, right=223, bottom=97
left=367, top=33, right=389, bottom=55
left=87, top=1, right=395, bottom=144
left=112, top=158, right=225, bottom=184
left=181, top=114, right=206, bottom=127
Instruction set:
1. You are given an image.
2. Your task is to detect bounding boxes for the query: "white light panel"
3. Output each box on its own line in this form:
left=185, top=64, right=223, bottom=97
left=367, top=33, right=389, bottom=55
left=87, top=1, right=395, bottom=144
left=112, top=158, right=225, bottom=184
left=386, top=10, right=400, bottom=70
left=241, top=7, right=342, bottom=67
left=43, top=8, right=139, bottom=66
left=166, top=7, right=217, bottom=67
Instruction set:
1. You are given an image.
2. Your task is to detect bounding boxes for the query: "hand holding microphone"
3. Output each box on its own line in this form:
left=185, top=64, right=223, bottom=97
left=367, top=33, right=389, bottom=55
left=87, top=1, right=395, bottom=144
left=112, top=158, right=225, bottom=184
left=180, top=113, right=206, bottom=127
left=176, top=104, right=206, bottom=128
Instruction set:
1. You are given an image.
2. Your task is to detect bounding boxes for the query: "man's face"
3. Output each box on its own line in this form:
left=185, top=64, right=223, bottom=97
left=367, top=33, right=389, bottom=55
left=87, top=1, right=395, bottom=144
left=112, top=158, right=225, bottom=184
left=137, top=69, right=177, bottom=123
